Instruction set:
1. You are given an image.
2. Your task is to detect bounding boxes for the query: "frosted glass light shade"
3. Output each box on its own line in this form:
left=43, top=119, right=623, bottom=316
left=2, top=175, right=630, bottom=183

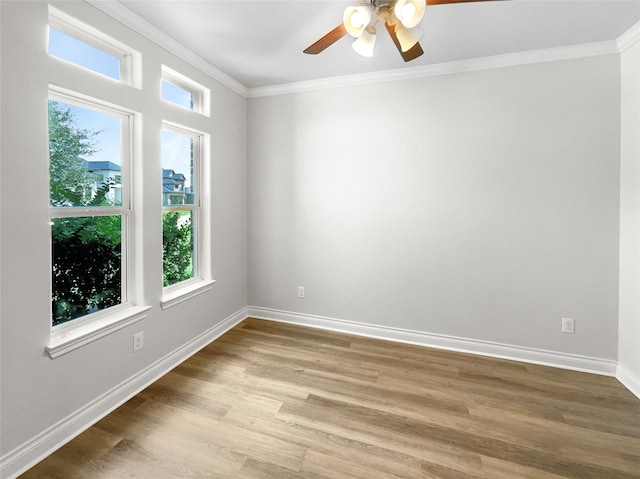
left=395, top=25, right=423, bottom=52
left=343, top=6, right=372, bottom=38
left=352, top=25, right=376, bottom=57
left=393, top=0, right=426, bottom=29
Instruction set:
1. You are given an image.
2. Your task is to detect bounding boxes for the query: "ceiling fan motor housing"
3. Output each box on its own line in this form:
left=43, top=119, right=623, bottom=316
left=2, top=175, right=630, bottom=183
left=355, top=0, right=425, bottom=30
left=358, top=0, right=395, bottom=8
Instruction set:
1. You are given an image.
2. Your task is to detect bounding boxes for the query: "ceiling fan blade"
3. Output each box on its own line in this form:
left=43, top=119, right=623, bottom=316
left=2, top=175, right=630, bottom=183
left=303, top=24, right=347, bottom=55
left=401, top=42, right=424, bottom=62
left=384, top=22, right=424, bottom=62
left=427, top=0, right=504, bottom=5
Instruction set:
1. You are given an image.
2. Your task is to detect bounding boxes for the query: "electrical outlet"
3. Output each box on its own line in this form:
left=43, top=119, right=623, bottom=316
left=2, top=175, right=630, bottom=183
left=133, top=332, right=144, bottom=352
left=298, top=286, right=305, bottom=299
left=561, top=317, right=575, bottom=334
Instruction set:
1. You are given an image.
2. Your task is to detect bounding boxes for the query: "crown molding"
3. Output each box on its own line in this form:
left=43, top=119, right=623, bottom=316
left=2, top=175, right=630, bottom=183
left=86, top=0, right=250, bottom=98
left=249, top=40, right=619, bottom=98
left=87, top=0, right=633, bottom=100
left=618, top=20, right=640, bottom=52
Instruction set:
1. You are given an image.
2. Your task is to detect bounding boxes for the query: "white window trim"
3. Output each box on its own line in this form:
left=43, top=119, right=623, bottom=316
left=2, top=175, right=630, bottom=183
left=49, top=88, right=133, bottom=308
left=49, top=6, right=142, bottom=88
left=161, top=65, right=210, bottom=116
left=48, top=86, right=147, bottom=358
left=47, top=306, right=151, bottom=359
left=161, top=123, right=212, bottom=304
left=161, top=279, right=216, bottom=310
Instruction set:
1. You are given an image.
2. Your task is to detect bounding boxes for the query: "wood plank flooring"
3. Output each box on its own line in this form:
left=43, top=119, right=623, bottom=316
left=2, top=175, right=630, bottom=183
left=20, top=318, right=640, bottom=478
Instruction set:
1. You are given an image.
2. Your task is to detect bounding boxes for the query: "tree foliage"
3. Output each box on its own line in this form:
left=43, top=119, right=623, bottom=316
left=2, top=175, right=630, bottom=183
left=51, top=211, right=122, bottom=325
left=48, top=101, right=98, bottom=207
left=162, top=212, right=193, bottom=287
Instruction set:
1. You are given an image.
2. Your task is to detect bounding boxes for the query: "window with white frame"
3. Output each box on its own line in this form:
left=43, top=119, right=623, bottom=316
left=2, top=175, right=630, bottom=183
left=48, top=26, right=121, bottom=81
left=44, top=8, right=148, bottom=357
left=161, top=65, right=210, bottom=116
left=162, top=78, right=194, bottom=111
left=48, top=6, right=141, bottom=88
left=45, top=8, right=213, bottom=345
left=161, top=124, right=203, bottom=288
left=48, top=91, right=132, bottom=326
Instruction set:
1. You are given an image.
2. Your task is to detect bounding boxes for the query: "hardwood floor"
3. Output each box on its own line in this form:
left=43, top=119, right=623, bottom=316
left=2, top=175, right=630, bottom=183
left=20, top=318, right=640, bottom=479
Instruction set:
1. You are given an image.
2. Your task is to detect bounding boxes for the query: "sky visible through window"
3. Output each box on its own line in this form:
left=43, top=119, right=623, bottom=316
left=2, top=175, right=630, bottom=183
left=162, top=130, right=193, bottom=192
left=49, top=27, right=191, bottom=177
left=162, top=80, right=194, bottom=110
left=48, top=27, right=120, bottom=80
left=51, top=99, right=122, bottom=169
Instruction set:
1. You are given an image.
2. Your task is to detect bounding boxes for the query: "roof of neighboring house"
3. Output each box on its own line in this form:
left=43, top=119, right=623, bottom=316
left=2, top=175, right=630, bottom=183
left=163, top=169, right=186, bottom=181
left=83, top=160, right=121, bottom=172
left=162, top=168, right=189, bottom=194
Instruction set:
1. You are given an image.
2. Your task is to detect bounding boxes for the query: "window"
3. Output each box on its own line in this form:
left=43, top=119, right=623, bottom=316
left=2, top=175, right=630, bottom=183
left=44, top=10, right=149, bottom=358
left=44, top=9, right=214, bottom=356
left=48, top=26, right=121, bottom=80
left=162, top=79, right=194, bottom=110
left=161, top=125, right=202, bottom=288
left=48, top=6, right=141, bottom=88
left=48, top=92, right=131, bottom=326
left=161, top=65, right=210, bottom=116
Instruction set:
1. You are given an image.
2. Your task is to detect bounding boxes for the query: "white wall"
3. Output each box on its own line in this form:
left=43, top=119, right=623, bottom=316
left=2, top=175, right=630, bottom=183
left=618, top=39, right=640, bottom=395
left=248, top=55, right=622, bottom=360
left=0, top=0, right=247, bottom=469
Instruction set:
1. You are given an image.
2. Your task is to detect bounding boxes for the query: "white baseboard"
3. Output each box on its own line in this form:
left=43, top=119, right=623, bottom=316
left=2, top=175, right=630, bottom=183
left=616, top=363, right=640, bottom=400
left=0, top=307, right=248, bottom=479
left=247, top=306, right=618, bottom=377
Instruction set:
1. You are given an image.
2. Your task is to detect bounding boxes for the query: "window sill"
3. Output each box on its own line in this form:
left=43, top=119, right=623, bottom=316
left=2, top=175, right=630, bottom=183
left=161, top=279, right=216, bottom=310
left=46, top=305, right=151, bottom=359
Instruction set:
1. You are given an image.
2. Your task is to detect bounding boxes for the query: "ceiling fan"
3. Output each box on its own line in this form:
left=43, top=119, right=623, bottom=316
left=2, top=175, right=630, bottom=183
left=304, top=0, right=498, bottom=62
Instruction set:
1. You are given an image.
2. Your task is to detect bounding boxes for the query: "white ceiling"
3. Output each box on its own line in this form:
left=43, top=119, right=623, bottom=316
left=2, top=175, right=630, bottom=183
left=114, top=0, right=639, bottom=90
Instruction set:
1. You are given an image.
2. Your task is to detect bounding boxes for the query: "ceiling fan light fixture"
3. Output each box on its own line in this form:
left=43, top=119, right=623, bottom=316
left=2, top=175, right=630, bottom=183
left=393, top=0, right=426, bottom=29
left=352, top=25, right=376, bottom=57
left=343, top=6, right=372, bottom=37
left=395, top=25, right=423, bottom=52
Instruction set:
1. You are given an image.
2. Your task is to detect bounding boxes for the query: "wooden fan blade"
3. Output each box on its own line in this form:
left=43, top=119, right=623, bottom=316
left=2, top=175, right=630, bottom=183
left=384, top=22, right=424, bottom=62
left=303, top=24, right=347, bottom=54
left=427, top=0, right=504, bottom=5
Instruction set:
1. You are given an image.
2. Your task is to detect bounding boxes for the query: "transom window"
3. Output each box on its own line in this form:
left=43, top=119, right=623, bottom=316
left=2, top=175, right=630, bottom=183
left=162, top=79, right=194, bottom=111
left=161, top=65, right=210, bottom=116
left=48, top=26, right=121, bottom=81
left=48, top=6, right=141, bottom=88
